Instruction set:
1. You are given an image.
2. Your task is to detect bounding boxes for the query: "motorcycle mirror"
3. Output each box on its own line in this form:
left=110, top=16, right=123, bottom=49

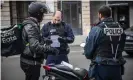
left=80, top=43, right=85, bottom=48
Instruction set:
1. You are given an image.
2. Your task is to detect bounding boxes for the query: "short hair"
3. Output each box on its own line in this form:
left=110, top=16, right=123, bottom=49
left=98, top=5, right=111, bottom=18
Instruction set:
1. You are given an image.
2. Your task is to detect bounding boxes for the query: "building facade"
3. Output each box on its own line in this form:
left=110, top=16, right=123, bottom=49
left=90, top=1, right=133, bottom=29
left=1, top=0, right=90, bottom=36
left=1, top=1, right=133, bottom=45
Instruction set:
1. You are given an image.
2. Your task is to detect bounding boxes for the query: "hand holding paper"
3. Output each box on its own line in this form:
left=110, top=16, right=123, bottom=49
left=50, top=35, right=60, bottom=47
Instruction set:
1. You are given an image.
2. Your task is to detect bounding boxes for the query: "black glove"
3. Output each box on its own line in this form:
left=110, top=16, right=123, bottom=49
left=45, top=38, right=53, bottom=45
left=45, top=45, right=59, bottom=55
left=51, top=47, right=59, bottom=55
left=58, top=37, right=67, bottom=43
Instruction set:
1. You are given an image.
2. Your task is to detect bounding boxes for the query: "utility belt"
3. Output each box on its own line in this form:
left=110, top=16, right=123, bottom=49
left=88, top=56, right=126, bottom=78
left=93, top=56, right=126, bottom=66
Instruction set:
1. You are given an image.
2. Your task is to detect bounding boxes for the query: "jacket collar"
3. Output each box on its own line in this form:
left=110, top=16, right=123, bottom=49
left=97, top=17, right=113, bottom=25
left=27, top=17, right=40, bottom=26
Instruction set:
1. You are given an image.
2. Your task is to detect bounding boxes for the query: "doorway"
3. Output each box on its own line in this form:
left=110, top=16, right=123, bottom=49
left=111, top=6, right=129, bottom=30
left=10, top=1, right=31, bottom=25
left=58, top=1, right=82, bottom=35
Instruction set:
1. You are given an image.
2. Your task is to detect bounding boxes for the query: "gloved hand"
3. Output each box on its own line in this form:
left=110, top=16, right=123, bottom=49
left=58, top=37, right=67, bottom=43
left=45, top=38, right=53, bottom=45
left=51, top=47, right=59, bottom=55
left=45, top=45, right=59, bottom=55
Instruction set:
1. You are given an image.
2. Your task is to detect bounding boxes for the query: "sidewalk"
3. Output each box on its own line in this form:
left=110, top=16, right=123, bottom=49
left=69, top=35, right=87, bottom=46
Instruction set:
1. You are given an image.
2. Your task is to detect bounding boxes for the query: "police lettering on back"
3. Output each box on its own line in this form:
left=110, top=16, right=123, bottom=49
left=104, top=28, right=123, bottom=36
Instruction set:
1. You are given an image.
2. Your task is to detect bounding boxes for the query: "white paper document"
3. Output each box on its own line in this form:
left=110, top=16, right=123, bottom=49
left=50, top=35, right=60, bottom=47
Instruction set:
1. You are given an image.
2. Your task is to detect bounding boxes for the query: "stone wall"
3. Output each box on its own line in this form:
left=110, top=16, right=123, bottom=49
left=82, top=1, right=91, bottom=36
left=10, top=1, right=17, bottom=25
left=40, top=0, right=57, bottom=28
left=1, top=1, right=11, bottom=28
left=129, top=4, right=133, bottom=27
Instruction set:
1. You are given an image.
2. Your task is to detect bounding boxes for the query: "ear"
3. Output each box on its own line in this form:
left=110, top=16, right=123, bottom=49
left=51, top=17, right=55, bottom=24
left=98, top=13, right=100, bottom=18
left=98, top=13, right=101, bottom=18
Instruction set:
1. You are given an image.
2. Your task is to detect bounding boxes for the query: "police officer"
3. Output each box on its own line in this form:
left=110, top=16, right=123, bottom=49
left=42, top=11, right=75, bottom=65
left=84, top=5, right=126, bottom=80
left=20, top=2, right=58, bottom=80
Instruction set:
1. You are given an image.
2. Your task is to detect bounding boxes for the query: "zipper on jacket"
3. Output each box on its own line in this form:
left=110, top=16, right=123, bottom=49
left=34, top=53, right=36, bottom=65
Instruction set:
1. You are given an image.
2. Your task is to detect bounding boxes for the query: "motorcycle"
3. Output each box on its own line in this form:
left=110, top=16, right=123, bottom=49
left=43, top=61, right=89, bottom=80
left=42, top=42, right=89, bottom=80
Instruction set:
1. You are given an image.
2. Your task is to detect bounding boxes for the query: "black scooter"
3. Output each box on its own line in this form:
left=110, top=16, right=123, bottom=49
left=43, top=43, right=89, bottom=80
left=43, top=62, right=89, bottom=80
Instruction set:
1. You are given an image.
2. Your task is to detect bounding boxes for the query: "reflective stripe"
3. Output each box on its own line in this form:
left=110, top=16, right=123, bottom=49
left=114, top=23, right=122, bottom=59
left=114, top=44, right=119, bottom=59
left=103, top=22, right=114, bottom=54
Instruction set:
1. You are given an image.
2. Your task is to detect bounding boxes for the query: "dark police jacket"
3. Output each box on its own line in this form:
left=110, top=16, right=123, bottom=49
left=42, top=21, right=75, bottom=55
left=20, top=17, right=47, bottom=65
left=84, top=18, right=126, bottom=65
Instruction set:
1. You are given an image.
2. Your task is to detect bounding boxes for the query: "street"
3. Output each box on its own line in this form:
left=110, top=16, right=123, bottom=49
left=1, top=46, right=133, bottom=80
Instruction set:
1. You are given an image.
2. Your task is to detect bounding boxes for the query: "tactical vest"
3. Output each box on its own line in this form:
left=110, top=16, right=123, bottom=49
left=45, top=22, right=70, bottom=54
left=46, top=22, right=67, bottom=37
left=94, top=21, right=126, bottom=60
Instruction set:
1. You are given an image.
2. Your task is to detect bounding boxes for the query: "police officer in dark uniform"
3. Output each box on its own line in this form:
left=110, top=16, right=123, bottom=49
left=84, top=5, right=126, bottom=80
left=42, top=11, right=75, bottom=65
left=20, top=2, right=58, bottom=80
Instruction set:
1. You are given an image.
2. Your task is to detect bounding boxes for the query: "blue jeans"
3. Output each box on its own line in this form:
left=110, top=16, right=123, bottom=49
left=46, top=54, right=69, bottom=65
left=89, top=65, right=122, bottom=80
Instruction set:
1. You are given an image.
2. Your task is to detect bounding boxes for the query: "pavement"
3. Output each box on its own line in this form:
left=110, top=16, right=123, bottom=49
left=1, top=45, right=133, bottom=80
left=69, top=35, right=87, bottom=46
